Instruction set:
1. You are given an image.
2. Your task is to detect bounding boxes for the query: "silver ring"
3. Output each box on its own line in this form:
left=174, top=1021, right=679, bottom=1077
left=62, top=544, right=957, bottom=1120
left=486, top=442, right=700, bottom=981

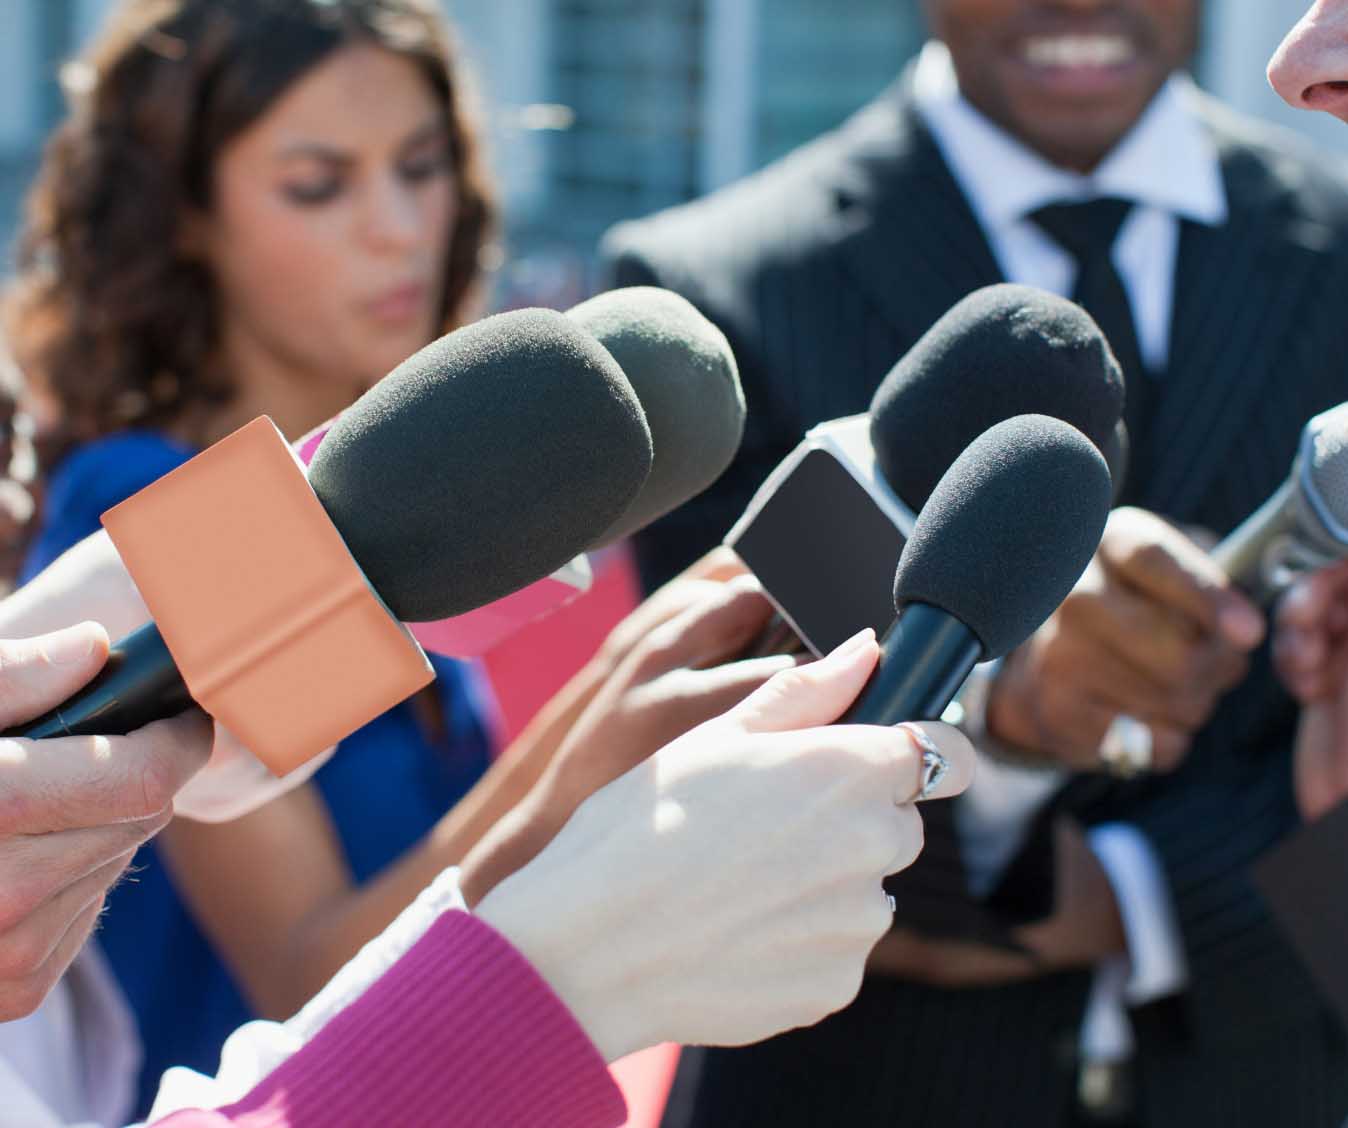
left=886, top=893, right=897, bottom=914
left=921, top=749, right=950, bottom=799
left=1099, top=714, right=1153, bottom=778
left=900, top=723, right=950, bottom=799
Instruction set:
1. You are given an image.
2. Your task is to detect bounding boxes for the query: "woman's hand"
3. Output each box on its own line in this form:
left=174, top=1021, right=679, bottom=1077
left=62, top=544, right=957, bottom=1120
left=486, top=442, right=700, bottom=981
left=459, top=570, right=788, bottom=904
left=474, top=629, right=974, bottom=1061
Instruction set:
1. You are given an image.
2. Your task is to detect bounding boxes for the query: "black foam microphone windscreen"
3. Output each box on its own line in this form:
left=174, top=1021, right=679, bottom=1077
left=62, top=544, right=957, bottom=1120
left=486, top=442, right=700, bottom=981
left=893, top=413, right=1114, bottom=660
left=869, top=283, right=1126, bottom=508
left=15, top=309, right=655, bottom=745
left=728, top=284, right=1124, bottom=656
left=845, top=414, right=1112, bottom=726
left=310, top=308, right=654, bottom=622
left=567, top=287, right=745, bottom=546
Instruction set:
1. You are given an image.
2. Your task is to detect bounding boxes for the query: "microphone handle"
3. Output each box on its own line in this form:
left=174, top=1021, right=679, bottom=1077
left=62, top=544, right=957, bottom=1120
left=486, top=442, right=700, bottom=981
left=1211, top=478, right=1298, bottom=604
left=842, top=602, right=982, bottom=725
left=5, top=621, right=194, bottom=739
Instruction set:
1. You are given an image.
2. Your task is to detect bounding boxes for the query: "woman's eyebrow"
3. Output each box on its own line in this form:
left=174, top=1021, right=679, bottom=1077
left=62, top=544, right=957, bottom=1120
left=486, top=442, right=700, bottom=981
left=275, top=117, right=448, bottom=164
left=396, top=117, right=451, bottom=151
left=275, top=140, right=353, bottom=165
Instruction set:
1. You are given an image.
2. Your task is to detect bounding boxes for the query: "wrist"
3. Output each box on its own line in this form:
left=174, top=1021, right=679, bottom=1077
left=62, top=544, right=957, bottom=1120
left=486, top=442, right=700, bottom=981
left=474, top=846, right=649, bottom=1063
left=459, top=787, right=558, bottom=908
left=984, top=654, right=1042, bottom=757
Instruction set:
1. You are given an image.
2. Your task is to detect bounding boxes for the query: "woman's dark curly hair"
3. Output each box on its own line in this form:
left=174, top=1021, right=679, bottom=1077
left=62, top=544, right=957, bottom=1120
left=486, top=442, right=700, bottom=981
left=4, top=0, right=496, bottom=452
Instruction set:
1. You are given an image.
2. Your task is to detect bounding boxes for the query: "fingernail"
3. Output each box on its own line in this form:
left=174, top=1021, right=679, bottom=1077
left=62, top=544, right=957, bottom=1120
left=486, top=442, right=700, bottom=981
left=831, top=627, right=876, bottom=660
left=41, top=623, right=99, bottom=665
left=745, top=653, right=800, bottom=676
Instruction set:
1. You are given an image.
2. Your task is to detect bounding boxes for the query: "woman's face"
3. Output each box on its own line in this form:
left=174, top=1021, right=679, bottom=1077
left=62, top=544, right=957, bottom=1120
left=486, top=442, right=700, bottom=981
left=192, top=44, right=457, bottom=394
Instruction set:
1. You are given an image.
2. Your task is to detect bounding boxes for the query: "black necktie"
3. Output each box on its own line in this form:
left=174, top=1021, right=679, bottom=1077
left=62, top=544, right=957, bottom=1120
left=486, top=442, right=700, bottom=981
left=1030, top=198, right=1151, bottom=498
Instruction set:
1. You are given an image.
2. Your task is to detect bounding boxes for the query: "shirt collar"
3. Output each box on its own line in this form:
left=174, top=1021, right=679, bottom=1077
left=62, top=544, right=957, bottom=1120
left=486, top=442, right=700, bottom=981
left=912, top=40, right=1227, bottom=230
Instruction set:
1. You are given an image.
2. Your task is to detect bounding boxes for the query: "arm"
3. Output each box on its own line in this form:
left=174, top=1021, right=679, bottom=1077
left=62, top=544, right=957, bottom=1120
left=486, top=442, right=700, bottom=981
left=162, top=556, right=779, bottom=1017
left=986, top=507, right=1265, bottom=773
left=153, top=893, right=628, bottom=1128
left=153, top=636, right=973, bottom=1127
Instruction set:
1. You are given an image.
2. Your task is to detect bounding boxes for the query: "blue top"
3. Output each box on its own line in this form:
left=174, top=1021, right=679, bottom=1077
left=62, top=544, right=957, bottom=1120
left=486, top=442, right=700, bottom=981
left=22, top=431, right=496, bottom=1116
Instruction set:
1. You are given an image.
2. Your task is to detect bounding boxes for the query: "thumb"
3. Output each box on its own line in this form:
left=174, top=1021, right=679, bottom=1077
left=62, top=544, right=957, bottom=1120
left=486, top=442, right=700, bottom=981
left=726, top=628, right=878, bottom=733
left=0, top=622, right=111, bottom=729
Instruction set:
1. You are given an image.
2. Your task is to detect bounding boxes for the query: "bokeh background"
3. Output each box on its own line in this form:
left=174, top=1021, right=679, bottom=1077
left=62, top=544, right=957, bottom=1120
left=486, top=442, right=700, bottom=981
left=0, top=1, right=1340, bottom=307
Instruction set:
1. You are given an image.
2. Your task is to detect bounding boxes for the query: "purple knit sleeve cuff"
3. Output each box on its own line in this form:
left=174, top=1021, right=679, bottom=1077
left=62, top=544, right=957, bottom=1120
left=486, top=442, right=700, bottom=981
left=158, top=910, right=626, bottom=1128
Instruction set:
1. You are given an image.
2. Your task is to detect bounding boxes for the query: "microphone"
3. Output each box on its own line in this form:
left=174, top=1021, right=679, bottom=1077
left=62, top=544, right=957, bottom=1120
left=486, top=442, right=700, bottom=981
left=11, top=309, right=654, bottom=769
left=569, top=286, right=745, bottom=546
left=844, top=413, right=1113, bottom=724
left=1212, top=402, right=1348, bottom=604
left=869, top=283, right=1127, bottom=505
left=293, top=286, right=745, bottom=659
left=308, top=309, right=651, bottom=622
left=293, top=423, right=595, bottom=659
left=728, top=284, right=1126, bottom=656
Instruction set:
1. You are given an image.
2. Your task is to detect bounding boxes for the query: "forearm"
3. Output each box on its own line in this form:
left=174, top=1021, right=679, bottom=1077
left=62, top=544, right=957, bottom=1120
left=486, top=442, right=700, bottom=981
left=428, top=654, right=610, bottom=852
left=197, top=657, right=615, bottom=1016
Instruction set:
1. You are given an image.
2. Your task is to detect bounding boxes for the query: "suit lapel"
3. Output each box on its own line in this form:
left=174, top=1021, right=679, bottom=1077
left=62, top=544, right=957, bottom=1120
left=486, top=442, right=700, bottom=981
left=821, top=89, right=1333, bottom=532
left=823, top=85, right=1004, bottom=343
left=1142, top=118, right=1335, bottom=523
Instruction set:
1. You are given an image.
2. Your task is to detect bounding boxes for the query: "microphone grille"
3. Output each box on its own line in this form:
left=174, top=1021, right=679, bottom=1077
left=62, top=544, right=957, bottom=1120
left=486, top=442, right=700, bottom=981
left=1307, top=404, right=1348, bottom=528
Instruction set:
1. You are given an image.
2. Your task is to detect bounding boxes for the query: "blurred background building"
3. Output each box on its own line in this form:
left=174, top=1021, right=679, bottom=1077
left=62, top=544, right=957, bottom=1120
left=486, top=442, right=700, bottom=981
left=0, top=0, right=1341, bottom=307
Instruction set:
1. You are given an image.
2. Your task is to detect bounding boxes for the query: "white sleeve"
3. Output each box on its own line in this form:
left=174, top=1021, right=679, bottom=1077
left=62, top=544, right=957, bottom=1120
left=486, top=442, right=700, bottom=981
left=1078, top=823, right=1189, bottom=1062
left=948, top=660, right=1065, bottom=896
left=1088, top=822, right=1188, bottom=1004
left=141, top=868, right=466, bottom=1124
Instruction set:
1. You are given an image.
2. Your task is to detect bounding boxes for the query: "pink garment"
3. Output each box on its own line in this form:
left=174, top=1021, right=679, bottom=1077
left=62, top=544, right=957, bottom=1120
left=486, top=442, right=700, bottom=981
left=154, top=911, right=626, bottom=1128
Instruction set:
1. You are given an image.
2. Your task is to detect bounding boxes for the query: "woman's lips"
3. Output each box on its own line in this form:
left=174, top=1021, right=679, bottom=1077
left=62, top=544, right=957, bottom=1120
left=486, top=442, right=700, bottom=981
left=366, top=282, right=429, bottom=326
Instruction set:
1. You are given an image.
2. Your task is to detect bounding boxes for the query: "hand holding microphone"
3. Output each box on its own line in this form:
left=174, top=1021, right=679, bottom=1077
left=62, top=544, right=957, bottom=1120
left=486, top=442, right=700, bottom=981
left=0, top=623, right=211, bottom=1021
left=2, top=287, right=742, bottom=819
left=1008, top=399, right=1348, bottom=782
left=988, top=506, right=1265, bottom=774
left=461, top=561, right=787, bottom=905
left=472, top=631, right=973, bottom=1060
left=476, top=409, right=1109, bottom=1050
left=844, top=412, right=1113, bottom=729
left=1211, top=400, right=1348, bottom=818
left=7, top=309, right=655, bottom=768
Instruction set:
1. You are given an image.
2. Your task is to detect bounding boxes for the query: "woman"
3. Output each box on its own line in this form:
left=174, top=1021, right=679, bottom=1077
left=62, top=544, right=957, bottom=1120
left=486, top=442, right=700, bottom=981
left=3, top=0, right=503, bottom=1111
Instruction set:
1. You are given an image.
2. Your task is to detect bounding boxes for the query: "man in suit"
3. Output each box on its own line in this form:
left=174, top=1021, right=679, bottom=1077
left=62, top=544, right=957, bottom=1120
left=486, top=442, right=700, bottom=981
left=604, top=1, right=1348, bottom=1125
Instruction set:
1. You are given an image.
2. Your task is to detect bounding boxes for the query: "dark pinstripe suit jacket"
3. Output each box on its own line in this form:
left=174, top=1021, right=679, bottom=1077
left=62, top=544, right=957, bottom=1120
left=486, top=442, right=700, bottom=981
left=605, top=80, right=1348, bottom=1128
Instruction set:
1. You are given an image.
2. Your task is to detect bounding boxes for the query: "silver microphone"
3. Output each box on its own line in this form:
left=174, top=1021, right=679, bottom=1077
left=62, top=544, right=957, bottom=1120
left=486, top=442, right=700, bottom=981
left=1213, top=403, right=1348, bottom=604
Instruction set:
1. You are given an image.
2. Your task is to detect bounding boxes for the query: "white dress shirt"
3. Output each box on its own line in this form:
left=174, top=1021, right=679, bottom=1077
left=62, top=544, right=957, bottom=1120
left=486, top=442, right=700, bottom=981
left=0, top=944, right=141, bottom=1128
left=913, top=40, right=1221, bottom=1052
left=914, top=40, right=1227, bottom=371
